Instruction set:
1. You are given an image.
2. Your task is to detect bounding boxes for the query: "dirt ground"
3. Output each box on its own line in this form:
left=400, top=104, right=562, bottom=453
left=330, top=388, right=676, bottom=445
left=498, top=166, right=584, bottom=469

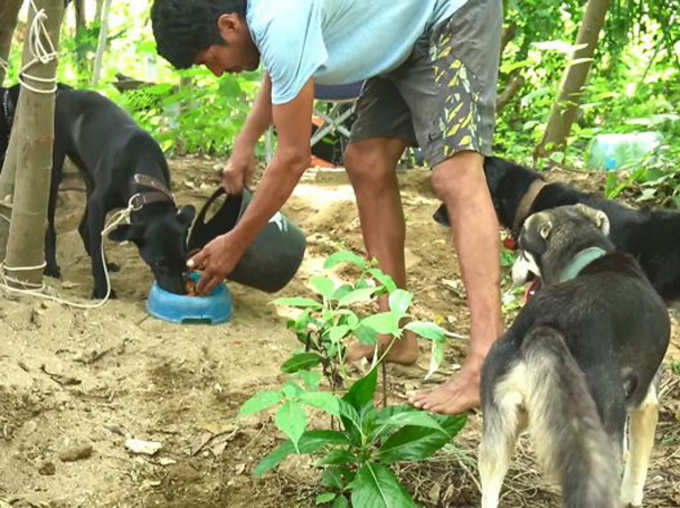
left=1, top=156, right=679, bottom=508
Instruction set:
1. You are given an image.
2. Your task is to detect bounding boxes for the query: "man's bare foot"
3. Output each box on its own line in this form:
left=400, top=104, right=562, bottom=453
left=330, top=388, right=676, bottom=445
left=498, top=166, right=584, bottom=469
left=408, top=360, right=481, bottom=414
left=346, top=332, right=418, bottom=366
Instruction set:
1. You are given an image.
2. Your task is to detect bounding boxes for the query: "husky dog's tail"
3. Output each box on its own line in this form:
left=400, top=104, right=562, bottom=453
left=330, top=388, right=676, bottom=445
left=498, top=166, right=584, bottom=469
left=521, top=326, right=620, bottom=507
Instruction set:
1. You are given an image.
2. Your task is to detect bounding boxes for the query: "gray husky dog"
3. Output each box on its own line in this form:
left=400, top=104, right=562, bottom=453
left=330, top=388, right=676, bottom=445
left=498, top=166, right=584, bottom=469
left=479, top=204, right=669, bottom=508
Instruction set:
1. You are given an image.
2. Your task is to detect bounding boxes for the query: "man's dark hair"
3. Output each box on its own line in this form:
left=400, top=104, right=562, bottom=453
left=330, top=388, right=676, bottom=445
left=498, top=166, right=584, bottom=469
left=151, top=0, right=248, bottom=69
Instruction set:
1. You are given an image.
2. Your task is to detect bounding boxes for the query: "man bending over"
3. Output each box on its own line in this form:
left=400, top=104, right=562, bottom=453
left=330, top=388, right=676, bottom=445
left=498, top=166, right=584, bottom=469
left=151, top=0, right=503, bottom=414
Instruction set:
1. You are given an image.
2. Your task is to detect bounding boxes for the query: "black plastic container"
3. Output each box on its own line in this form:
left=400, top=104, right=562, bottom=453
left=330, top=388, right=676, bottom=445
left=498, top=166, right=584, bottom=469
left=188, top=187, right=306, bottom=293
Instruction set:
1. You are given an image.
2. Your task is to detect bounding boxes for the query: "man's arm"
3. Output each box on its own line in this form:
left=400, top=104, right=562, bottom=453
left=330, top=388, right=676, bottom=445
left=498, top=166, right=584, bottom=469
left=223, top=73, right=273, bottom=193
left=192, top=78, right=315, bottom=294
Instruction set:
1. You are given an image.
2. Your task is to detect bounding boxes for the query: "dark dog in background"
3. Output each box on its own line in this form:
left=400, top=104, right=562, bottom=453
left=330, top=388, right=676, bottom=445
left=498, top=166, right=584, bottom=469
left=1, top=84, right=195, bottom=298
left=0, top=83, right=72, bottom=168
left=433, top=156, right=680, bottom=303
left=479, top=204, right=669, bottom=508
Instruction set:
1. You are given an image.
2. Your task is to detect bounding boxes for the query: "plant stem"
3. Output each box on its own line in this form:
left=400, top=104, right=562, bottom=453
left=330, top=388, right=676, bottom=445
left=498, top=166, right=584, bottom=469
left=381, top=360, right=387, bottom=408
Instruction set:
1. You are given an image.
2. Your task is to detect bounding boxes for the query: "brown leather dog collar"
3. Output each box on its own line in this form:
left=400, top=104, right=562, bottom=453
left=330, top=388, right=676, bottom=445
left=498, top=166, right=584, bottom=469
left=133, top=173, right=174, bottom=202
left=129, top=191, right=173, bottom=210
left=512, top=179, right=547, bottom=236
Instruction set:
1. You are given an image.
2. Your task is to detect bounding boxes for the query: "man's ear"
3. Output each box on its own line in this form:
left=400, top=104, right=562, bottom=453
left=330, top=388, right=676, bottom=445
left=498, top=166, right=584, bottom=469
left=217, top=13, right=241, bottom=40
left=177, top=205, right=196, bottom=227
left=108, top=224, right=145, bottom=243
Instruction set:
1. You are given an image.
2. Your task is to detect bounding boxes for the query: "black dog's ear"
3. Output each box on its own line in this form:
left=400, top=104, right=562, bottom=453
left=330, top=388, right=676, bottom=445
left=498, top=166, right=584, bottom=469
left=433, top=204, right=450, bottom=227
left=177, top=205, right=196, bottom=226
left=108, top=224, right=145, bottom=243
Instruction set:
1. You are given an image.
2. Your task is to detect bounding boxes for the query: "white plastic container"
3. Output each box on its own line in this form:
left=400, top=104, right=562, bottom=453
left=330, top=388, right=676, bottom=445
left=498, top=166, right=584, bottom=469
left=587, top=132, right=663, bottom=171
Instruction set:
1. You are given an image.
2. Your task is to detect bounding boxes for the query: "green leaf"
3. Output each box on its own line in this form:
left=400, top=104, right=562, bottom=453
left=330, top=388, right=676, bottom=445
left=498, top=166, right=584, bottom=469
left=378, top=414, right=467, bottom=464
left=343, top=367, right=378, bottom=411
left=377, top=411, right=447, bottom=434
left=335, top=309, right=360, bottom=329
left=322, top=467, right=349, bottom=490
left=239, top=391, right=284, bottom=416
left=338, top=287, right=376, bottom=306
left=316, top=492, right=337, bottom=505
left=310, top=276, right=336, bottom=299
left=370, top=405, right=420, bottom=440
left=254, top=430, right=350, bottom=475
left=281, top=380, right=304, bottom=398
left=332, top=495, right=351, bottom=508
left=404, top=321, right=446, bottom=341
left=297, top=370, right=322, bottom=390
left=271, top=297, right=323, bottom=309
left=351, top=462, right=414, bottom=508
left=425, top=340, right=445, bottom=380
left=360, top=312, right=399, bottom=335
left=331, top=284, right=354, bottom=301
left=324, top=250, right=368, bottom=270
left=275, top=401, right=307, bottom=452
left=354, top=324, right=378, bottom=345
left=317, top=448, right=355, bottom=466
left=254, top=440, right=295, bottom=476
left=337, top=400, right=362, bottom=445
left=328, top=325, right=351, bottom=344
left=367, top=267, right=397, bottom=292
left=298, top=392, right=341, bottom=416
left=388, top=289, right=412, bottom=315
left=281, top=352, right=323, bottom=373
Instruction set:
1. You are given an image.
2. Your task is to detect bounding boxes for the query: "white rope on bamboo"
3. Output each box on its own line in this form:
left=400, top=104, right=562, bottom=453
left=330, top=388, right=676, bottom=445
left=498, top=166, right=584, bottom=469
left=18, top=0, right=59, bottom=94
left=0, top=198, right=140, bottom=309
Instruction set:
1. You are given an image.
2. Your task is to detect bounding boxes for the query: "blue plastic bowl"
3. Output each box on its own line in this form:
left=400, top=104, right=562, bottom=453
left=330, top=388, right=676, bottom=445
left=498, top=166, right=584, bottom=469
left=146, top=272, right=232, bottom=324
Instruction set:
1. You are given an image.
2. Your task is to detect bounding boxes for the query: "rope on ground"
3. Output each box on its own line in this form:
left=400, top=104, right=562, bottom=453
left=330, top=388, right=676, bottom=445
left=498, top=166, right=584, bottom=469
left=0, top=197, right=139, bottom=309
left=18, top=0, right=59, bottom=94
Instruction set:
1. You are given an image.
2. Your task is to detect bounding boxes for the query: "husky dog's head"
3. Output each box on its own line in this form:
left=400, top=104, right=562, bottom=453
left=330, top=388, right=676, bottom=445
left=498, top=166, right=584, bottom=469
left=512, top=204, right=613, bottom=286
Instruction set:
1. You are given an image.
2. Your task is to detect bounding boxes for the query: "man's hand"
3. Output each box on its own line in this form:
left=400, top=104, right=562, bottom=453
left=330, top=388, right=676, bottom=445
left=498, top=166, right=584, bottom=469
left=187, top=232, right=245, bottom=295
left=222, top=146, right=257, bottom=195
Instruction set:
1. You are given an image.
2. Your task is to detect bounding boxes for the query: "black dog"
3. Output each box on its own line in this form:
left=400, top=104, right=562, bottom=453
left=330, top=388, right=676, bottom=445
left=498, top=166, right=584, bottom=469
left=433, top=156, right=680, bottom=303
left=51, top=89, right=195, bottom=298
left=479, top=204, right=669, bottom=507
left=1, top=84, right=195, bottom=298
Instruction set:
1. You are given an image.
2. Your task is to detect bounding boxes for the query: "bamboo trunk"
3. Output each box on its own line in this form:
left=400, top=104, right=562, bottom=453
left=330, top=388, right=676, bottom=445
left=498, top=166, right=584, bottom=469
left=2, top=0, right=64, bottom=289
left=534, top=0, right=610, bottom=158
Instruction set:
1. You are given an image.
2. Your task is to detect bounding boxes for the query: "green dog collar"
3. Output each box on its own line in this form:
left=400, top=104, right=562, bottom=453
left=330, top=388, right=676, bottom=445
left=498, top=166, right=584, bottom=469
left=559, top=246, right=608, bottom=282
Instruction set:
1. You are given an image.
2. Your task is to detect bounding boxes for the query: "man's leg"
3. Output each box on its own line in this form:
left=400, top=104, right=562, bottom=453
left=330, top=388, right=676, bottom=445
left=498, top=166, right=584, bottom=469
left=343, top=137, right=418, bottom=365
left=408, top=150, right=502, bottom=413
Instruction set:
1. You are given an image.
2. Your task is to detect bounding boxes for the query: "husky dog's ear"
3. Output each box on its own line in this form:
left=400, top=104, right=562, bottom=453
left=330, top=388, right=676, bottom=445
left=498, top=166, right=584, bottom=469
left=575, top=204, right=610, bottom=236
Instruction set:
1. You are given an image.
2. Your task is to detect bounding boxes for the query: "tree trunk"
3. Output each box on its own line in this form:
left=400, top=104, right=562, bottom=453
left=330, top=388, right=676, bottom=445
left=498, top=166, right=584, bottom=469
left=1, top=0, right=64, bottom=288
left=534, top=0, right=610, bottom=159
left=94, top=0, right=104, bottom=25
left=0, top=0, right=23, bottom=85
left=74, top=0, right=86, bottom=29
left=72, top=0, right=90, bottom=76
left=91, top=0, right=111, bottom=85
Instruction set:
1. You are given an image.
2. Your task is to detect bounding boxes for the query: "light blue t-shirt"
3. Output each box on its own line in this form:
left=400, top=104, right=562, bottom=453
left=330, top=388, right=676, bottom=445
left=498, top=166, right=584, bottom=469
left=246, top=0, right=467, bottom=104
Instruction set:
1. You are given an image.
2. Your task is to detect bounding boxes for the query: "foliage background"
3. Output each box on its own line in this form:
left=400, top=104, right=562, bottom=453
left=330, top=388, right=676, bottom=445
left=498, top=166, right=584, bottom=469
left=4, top=0, right=680, bottom=191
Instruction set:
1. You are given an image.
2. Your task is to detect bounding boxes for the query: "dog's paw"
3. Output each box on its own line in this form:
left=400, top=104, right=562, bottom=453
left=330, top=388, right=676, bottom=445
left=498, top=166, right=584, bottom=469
left=106, top=262, right=121, bottom=273
left=44, top=265, right=61, bottom=279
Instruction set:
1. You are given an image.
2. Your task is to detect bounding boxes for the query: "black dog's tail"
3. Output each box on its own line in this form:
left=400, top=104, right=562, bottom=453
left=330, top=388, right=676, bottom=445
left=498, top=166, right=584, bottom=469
left=520, top=326, right=620, bottom=507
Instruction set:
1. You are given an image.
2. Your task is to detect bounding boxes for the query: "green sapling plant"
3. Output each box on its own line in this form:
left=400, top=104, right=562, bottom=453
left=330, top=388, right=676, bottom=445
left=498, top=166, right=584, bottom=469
left=238, top=251, right=467, bottom=507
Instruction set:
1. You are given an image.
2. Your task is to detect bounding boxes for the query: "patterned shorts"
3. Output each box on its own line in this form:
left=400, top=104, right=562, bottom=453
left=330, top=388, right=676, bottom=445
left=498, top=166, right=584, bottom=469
left=350, top=0, right=502, bottom=166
